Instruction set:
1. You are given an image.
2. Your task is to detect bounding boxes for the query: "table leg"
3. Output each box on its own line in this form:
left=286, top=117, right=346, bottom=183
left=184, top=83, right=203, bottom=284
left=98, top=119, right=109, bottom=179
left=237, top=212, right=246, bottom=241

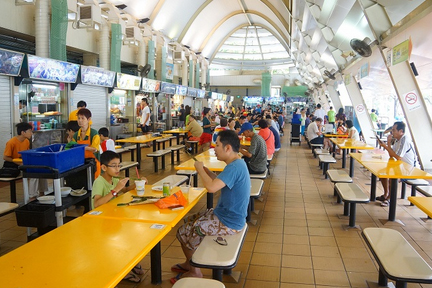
left=136, top=143, right=141, bottom=169
left=332, top=142, right=336, bottom=157
left=150, top=242, right=162, bottom=284
left=349, top=156, right=354, bottom=178
left=370, top=174, right=377, bottom=202
left=207, top=193, right=213, bottom=209
left=54, top=179, right=63, bottom=227
left=153, top=140, right=157, bottom=152
left=342, top=149, right=346, bottom=168
left=10, top=180, right=17, bottom=203
left=388, top=179, right=398, bottom=222
left=176, top=134, right=180, bottom=145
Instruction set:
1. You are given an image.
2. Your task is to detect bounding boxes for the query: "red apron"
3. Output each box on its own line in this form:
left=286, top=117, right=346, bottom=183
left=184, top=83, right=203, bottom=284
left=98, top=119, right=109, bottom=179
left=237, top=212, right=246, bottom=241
left=77, top=137, right=101, bottom=179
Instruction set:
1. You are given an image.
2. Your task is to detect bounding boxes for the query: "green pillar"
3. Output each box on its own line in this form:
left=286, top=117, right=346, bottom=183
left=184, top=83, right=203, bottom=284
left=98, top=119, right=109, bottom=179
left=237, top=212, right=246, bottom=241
left=195, top=62, right=200, bottom=88
left=261, top=72, right=271, bottom=97
left=110, top=23, right=122, bottom=73
left=50, top=0, right=68, bottom=61
left=206, top=70, right=210, bottom=87
left=147, top=40, right=155, bottom=80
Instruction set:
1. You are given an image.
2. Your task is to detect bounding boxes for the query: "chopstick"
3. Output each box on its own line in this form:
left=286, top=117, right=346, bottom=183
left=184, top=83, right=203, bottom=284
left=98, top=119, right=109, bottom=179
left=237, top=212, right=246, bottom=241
left=185, top=150, right=198, bottom=161
left=113, top=176, right=139, bottom=181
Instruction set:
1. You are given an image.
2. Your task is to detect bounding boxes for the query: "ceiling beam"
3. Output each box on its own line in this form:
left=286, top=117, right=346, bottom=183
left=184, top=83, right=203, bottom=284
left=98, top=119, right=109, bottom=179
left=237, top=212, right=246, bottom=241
left=177, top=0, right=213, bottom=43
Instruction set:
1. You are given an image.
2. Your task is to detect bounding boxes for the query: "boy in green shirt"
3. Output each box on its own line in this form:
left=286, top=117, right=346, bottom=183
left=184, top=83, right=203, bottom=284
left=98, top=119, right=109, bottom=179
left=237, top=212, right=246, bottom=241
left=327, top=106, right=336, bottom=126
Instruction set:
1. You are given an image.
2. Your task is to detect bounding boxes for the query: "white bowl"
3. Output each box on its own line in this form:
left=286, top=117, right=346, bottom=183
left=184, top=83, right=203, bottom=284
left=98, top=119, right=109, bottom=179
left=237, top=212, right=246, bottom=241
left=37, top=195, right=55, bottom=204
left=61, top=187, right=72, bottom=197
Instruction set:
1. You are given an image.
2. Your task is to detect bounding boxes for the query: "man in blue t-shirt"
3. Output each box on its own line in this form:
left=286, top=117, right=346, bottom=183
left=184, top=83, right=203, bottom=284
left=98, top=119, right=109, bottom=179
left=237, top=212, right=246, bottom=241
left=171, top=130, right=250, bottom=283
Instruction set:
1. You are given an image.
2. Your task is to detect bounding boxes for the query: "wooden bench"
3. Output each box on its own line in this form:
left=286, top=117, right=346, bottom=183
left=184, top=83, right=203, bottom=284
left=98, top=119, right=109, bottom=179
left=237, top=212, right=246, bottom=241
left=173, top=278, right=225, bottom=288
left=176, top=170, right=198, bottom=187
left=119, top=161, right=139, bottom=186
left=249, top=169, right=268, bottom=179
left=169, top=144, right=186, bottom=163
left=0, top=176, right=23, bottom=203
left=326, top=169, right=353, bottom=197
left=187, top=140, right=199, bottom=154
left=318, top=155, right=336, bottom=178
left=416, top=186, right=432, bottom=197
left=152, top=175, right=189, bottom=187
left=0, top=202, right=19, bottom=217
left=247, top=179, right=264, bottom=225
left=313, top=148, right=329, bottom=158
left=335, top=183, right=369, bottom=230
left=190, top=224, right=248, bottom=282
left=401, top=179, right=429, bottom=204
left=156, top=137, right=170, bottom=150
left=146, top=150, right=171, bottom=172
left=362, top=227, right=432, bottom=288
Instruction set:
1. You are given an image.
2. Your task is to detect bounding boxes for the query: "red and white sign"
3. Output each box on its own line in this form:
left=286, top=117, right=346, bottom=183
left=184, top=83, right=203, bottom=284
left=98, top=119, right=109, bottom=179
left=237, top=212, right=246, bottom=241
left=404, top=90, right=421, bottom=111
left=355, top=104, right=366, bottom=115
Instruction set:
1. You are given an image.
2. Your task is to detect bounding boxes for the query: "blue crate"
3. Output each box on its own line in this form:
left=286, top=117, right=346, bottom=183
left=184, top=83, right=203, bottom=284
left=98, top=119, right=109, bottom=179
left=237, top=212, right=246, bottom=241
left=19, top=144, right=86, bottom=174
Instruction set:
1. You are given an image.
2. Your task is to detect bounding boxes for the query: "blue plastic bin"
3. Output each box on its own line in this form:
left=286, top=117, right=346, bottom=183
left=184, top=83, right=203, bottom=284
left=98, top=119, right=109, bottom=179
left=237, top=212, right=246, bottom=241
left=19, top=144, right=86, bottom=174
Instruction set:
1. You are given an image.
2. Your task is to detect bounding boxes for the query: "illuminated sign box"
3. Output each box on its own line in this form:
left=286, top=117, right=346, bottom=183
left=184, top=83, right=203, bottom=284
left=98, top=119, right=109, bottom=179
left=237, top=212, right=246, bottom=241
left=116, top=73, right=141, bottom=90
left=141, top=78, right=161, bottom=92
left=81, top=66, right=115, bottom=87
left=0, top=48, right=24, bottom=76
left=28, top=55, right=79, bottom=83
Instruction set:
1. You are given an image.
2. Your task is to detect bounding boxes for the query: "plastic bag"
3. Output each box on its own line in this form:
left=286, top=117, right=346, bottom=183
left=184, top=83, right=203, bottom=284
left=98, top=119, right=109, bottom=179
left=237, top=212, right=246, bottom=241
left=155, top=191, right=187, bottom=209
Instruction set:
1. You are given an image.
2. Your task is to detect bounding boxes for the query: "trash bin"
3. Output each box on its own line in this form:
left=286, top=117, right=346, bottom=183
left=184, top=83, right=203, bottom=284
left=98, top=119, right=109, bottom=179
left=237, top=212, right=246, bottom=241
left=15, top=203, right=55, bottom=228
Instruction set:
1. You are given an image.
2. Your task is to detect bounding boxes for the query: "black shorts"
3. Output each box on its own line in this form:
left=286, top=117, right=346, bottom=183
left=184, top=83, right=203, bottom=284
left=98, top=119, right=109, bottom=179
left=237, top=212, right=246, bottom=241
left=310, top=137, right=324, bottom=144
left=141, top=125, right=150, bottom=133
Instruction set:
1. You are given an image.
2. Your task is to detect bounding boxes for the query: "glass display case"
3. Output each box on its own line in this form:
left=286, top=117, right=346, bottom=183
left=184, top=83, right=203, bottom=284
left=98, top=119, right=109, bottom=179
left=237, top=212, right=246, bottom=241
left=109, top=89, right=135, bottom=139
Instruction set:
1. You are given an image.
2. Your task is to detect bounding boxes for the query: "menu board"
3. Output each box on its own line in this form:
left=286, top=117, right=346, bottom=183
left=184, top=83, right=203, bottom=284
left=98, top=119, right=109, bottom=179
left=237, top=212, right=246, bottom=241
left=210, top=92, right=221, bottom=100
left=81, top=66, right=115, bottom=87
left=186, top=87, right=197, bottom=97
left=28, top=55, right=79, bottom=83
left=175, top=85, right=187, bottom=96
left=244, top=96, right=263, bottom=103
left=0, top=48, right=24, bottom=76
left=161, top=82, right=176, bottom=94
left=116, top=73, right=141, bottom=90
left=222, top=94, right=227, bottom=101
left=141, top=78, right=161, bottom=92
left=196, top=89, right=205, bottom=98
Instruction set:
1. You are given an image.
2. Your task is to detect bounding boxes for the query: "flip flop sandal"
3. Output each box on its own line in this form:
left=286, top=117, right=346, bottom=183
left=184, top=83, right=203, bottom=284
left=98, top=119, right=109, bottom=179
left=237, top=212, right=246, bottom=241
left=123, top=272, right=141, bottom=283
left=132, top=264, right=145, bottom=275
left=171, top=264, right=189, bottom=273
left=376, top=195, right=386, bottom=201
left=381, top=200, right=390, bottom=207
left=170, top=273, right=183, bottom=284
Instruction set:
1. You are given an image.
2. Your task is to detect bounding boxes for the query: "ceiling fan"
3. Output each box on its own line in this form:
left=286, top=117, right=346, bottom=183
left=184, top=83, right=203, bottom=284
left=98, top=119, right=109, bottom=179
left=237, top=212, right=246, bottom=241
left=324, top=69, right=338, bottom=80
left=350, top=37, right=378, bottom=58
left=137, top=64, right=151, bottom=77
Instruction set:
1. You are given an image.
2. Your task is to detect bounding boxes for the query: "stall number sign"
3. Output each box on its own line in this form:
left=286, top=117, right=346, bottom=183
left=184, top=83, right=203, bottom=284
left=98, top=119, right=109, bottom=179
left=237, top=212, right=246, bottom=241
left=404, top=90, right=421, bottom=111
left=355, top=104, right=366, bottom=115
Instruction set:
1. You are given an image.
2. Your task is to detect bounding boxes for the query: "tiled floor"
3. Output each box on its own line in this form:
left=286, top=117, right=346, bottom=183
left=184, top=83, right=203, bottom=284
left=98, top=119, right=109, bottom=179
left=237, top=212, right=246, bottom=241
left=2, top=131, right=432, bottom=287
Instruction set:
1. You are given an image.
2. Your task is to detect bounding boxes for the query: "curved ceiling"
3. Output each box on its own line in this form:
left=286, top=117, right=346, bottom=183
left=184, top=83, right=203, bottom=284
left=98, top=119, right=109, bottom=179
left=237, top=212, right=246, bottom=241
left=106, top=0, right=426, bottom=84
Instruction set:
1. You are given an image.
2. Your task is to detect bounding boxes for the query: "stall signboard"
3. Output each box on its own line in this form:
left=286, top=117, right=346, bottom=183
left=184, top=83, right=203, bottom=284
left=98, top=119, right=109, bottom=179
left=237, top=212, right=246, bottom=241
left=166, top=63, right=174, bottom=80
left=0, top=48, right=24, bottom=76
left=222, top=94, right=227, bottom=101
left=244, top=96, right=263, bottom=103
left=187, top=87, right=197, bottom=97
left=287, top=97, right=306, bottom=103
left=268, top=97, right=284, bottom=103
left=210, top=92, right=218, bottom=100
left=28, top=55, right=79, bottom=83
left=116, top=73, right=141, bottom=90
left=176, top=85, right=188, bottom=96
left=161, top=82, right=176, bottom=94
left=81, top=66, right=116, bottom=87
left=196, top=89, right=205, bottom=98
left=141, top=78, right=161, bottom=92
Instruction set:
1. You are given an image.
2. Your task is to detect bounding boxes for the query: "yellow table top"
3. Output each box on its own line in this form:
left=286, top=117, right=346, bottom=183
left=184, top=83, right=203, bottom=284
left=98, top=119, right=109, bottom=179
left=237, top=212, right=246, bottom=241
left=330, top=138, right=374, bottom=150
left=324, top=134, right=348, bottom=138
left=240, top=139, right=251, bottom=146
left=12, top=158, right=23, bottom=164
left=85, top=186, right=207, bottom=227
left=163, top=129, right=188, bottom=134
left=408, top=197, right=432, bottom=217
left=175, top=156, right=227, bottom=171
left=116, top=134, right=162, bottom=144
left=350, top=152, right=432, bottom=179
left=0, top=217, right=170, bottom=288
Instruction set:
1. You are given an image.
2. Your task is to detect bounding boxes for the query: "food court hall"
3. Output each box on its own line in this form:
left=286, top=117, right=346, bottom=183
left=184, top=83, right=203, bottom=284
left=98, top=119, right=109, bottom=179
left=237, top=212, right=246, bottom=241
left=1, top=1, right=432, bottom=287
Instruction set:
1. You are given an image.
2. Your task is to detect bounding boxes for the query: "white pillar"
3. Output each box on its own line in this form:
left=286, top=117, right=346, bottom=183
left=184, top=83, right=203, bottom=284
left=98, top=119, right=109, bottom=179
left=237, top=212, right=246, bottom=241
left=326, top=83, right=343, bottom=111
left=99, top=20, right=110, bottom=70
left=345, top=76, right=375, bottom=145
left=35, top=0, right=50, bottom=58
left=388, top=61, right=432, bottom=169
left=182, top=60, right=188, bottom=86
left=137, top=36, right=146, bottom=67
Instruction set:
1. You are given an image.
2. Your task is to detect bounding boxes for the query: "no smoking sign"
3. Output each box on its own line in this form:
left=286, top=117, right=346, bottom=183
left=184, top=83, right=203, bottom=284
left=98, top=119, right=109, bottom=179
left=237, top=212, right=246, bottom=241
left=404, top=90, right=421, bottom=111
